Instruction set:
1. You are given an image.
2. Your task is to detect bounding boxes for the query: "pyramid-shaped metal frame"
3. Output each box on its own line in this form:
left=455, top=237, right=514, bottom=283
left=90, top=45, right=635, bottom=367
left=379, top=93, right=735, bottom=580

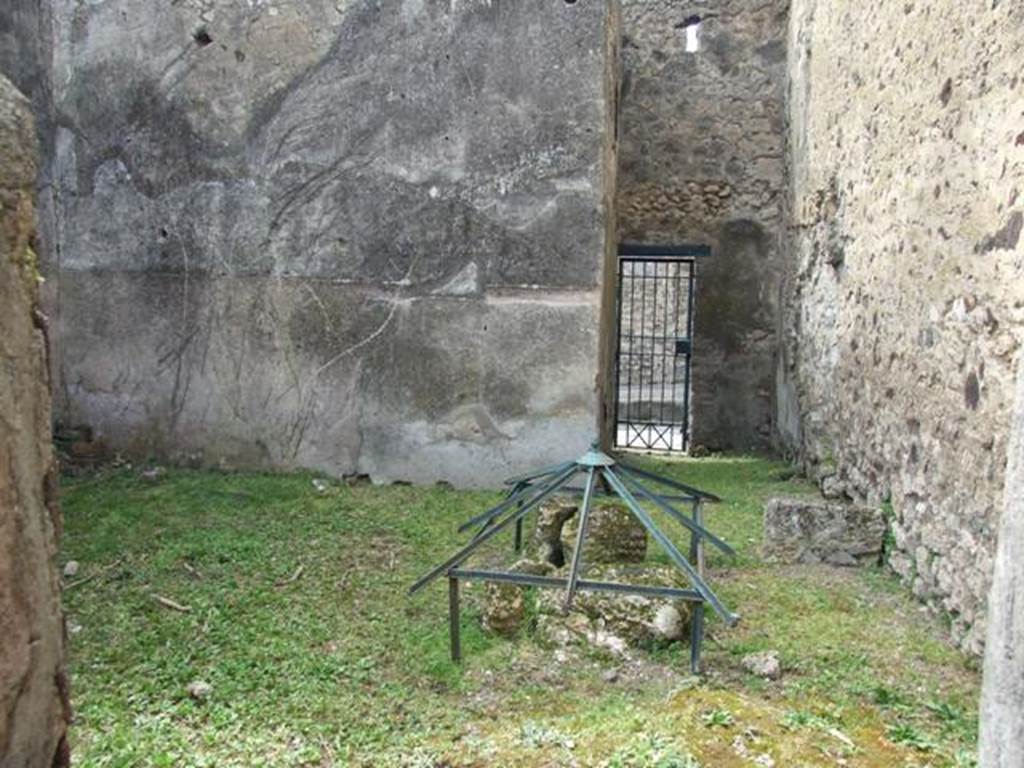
left=409, top=444, right=739, bottom=673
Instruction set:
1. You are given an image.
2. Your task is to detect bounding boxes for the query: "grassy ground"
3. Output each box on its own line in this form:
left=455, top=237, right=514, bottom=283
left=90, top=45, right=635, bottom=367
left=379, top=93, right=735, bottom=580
left=60, top=455, right=979, bottom=767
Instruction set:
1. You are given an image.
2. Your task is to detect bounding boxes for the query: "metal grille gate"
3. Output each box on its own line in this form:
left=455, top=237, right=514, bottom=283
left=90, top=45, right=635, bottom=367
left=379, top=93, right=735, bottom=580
left=613, top=244, right=707, bottom=452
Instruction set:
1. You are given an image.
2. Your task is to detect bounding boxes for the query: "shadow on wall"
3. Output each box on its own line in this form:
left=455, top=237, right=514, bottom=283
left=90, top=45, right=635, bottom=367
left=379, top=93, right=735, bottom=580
left=691, top=219, right=776, bottom=452
left=699, top=220, right=768, bottom=355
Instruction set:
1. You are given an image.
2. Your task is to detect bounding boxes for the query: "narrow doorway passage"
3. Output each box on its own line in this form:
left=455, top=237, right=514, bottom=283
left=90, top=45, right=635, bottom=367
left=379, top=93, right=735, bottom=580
left=613, top=243, right=708, bottom=452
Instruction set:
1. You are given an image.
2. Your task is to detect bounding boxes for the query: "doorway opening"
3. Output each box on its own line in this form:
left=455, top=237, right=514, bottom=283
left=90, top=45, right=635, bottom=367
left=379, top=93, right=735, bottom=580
left=613, top=243, right=709, bottom=452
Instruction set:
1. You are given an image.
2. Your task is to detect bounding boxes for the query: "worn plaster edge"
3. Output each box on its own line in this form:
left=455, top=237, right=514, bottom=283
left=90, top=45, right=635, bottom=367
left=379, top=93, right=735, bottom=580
left=979, top=351, right=1024, bottom=766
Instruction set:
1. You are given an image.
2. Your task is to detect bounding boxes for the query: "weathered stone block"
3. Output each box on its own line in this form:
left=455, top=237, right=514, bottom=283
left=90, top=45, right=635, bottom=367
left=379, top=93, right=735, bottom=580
left=561, top=501, right=647, bottom=565
left=741, top=650, right=782, bottom=680
left=480, top=559, right=555, bottom=637
left=530, top=500, right=578, bottom=567
left=535, top=565, right=692, bottom=652
left=482, top=582, right=527, bottom=638
left=762, top=497, right=885, bottom=566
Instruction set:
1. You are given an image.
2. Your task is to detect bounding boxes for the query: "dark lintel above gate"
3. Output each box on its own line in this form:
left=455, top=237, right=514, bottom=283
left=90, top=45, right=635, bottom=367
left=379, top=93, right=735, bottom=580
left=619, top=243, right=712, bottom=258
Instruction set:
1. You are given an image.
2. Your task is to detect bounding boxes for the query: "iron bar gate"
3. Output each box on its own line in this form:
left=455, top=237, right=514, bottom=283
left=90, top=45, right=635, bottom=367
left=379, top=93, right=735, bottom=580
left=613, top=244, right=709, bottom=452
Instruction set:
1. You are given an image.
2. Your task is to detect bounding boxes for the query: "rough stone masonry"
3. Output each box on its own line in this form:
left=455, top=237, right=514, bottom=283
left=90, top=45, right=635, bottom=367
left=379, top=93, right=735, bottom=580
left=618, top=0, right=789, bottom=451
left=779, top=0, right=1024, bottom=652
left=22, top=0, right=620, bottom=487
left=0, top=75, right=69, bottom=768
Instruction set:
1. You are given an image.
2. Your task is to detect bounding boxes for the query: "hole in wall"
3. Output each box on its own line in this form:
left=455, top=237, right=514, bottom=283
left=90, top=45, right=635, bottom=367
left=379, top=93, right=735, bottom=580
left=939, top=77, right=953, bottom=106
left=685, top=23, right=701, bottom=52
left=685, top=25, right=700, bottom=53
left=193, top=27, right=213, bottom=47
left=681, top=15, right=701, bottom=53
left=965, top=371, right=980, bottom=410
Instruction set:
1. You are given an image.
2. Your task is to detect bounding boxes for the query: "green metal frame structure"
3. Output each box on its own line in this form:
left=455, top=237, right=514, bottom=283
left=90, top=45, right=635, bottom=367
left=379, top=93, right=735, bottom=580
left=409, top=444, right=739, bottom=674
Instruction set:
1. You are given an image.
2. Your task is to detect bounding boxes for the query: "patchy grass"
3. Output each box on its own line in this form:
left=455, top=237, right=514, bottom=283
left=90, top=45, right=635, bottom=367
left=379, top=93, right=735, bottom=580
left=61, top=455, right=979, bottom=767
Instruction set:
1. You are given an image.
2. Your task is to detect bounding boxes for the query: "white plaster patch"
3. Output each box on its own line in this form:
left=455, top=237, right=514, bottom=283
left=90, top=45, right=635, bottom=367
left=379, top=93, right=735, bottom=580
left=432, top=262, right=479, bottom=297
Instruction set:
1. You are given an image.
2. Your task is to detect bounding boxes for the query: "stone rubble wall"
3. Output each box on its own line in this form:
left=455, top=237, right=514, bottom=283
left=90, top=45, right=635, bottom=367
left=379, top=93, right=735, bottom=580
left=27, top=0, right=620, bottom=487
left=781, top=0, right=1024, bottom=652
left=618, top=0, right=789, bottom=451
left=0, top=75, right=69, bottom=768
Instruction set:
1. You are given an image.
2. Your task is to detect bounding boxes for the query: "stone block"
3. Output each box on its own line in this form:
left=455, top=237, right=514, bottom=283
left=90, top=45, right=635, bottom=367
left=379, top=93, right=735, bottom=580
left=481, top=559, right=555, bottom=637
left=482, top=582, right=527, bottom=638
left=762, top=497, right=885, bottom=566
left=741, top=650, right=782, bottom=680
left=530, top=500, right=578, bottom=567
left=534, top=565, right=692, bottom=651
left=561, top=501, right=648, bottom=565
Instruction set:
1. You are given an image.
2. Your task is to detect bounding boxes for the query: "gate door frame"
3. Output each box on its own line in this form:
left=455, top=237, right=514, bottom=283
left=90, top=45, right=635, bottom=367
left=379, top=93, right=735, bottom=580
left=613, top=243, right=710, bottom=453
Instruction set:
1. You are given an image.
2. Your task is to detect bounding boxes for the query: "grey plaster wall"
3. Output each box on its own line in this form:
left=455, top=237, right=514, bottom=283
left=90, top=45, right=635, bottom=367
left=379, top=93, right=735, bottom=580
left=781, top=0, right=1024, bottom=652
left=41, top=0, right=619, bottom=487
left=618, top=0, right=788, bottom=451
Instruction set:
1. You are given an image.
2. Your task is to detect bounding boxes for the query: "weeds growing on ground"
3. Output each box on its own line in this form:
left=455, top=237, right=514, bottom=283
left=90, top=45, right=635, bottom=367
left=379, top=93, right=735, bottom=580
left=61, top=456, right=979, bottom=766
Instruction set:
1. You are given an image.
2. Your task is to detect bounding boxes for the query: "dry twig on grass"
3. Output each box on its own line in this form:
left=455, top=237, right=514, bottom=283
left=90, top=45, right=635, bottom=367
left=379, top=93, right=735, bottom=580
left=153, top=594, right=191, bottom=613
left=182, top=562, right=202, bottom=579
left=275, top=565, right=305, bottom=587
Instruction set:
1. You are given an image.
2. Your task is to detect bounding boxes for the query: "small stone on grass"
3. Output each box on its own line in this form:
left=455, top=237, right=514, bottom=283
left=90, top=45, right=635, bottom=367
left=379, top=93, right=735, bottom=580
left=63, top=561, right=80, bottom=578
left=741, top=650, right=782, bottom=680
left=186, top=680, right=213, bottom=701
left=652, top=603, right=685, bottom=641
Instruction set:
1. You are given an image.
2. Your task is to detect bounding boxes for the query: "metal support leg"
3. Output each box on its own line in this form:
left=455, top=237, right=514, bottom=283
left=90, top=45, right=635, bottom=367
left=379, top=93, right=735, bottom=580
left=690, top=501, right=706, bottom=674
left=449, top=576, right=461, bottom=663
left=690, top=599, right=705, bottom=674
left=564, top=468, right=597, bottom=611
left=688, top=500, right=699, bottom=563
left=514, top=499, right=524, bottom=553
left=695, top=501, right=706, bottom=577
